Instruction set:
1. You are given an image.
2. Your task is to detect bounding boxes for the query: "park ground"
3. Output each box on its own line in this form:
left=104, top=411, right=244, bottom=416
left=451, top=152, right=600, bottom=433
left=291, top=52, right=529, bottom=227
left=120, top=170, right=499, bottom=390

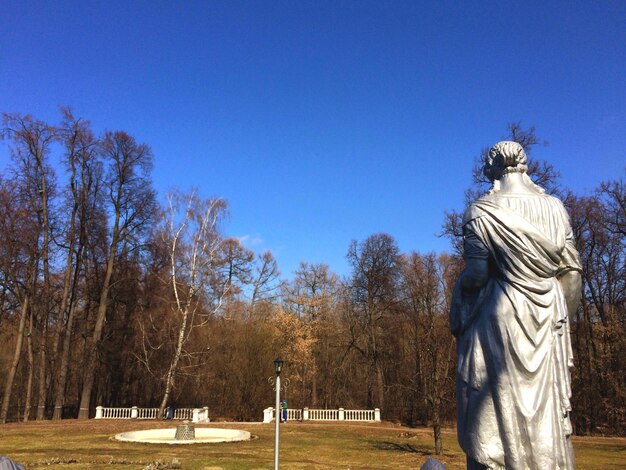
left=1, top=420, right=625, bottom=469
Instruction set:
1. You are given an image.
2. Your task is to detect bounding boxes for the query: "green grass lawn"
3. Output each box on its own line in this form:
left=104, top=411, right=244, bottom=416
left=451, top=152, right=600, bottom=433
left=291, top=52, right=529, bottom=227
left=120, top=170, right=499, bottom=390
left=0, top=420, right=624, bottom=469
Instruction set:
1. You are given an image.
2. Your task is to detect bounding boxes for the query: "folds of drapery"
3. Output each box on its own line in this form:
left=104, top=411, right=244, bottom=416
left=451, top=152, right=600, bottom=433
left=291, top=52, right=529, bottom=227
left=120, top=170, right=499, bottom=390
left=452, top=195, right=581, bottom=470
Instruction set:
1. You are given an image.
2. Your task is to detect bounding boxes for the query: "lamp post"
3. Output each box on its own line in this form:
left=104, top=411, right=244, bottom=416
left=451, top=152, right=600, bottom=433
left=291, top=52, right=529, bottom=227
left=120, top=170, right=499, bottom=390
left=273, top=357, right=283, bottom=470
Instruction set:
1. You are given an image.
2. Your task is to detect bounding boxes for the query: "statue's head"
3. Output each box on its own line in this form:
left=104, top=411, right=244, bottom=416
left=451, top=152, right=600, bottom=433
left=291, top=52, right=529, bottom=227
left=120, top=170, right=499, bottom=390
left=484, top=141, right=528, bottom=182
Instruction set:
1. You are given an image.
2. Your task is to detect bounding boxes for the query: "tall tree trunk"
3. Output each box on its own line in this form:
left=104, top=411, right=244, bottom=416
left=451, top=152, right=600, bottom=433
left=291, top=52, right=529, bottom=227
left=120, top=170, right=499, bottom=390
left=311, top=357, right=318, bottom=407
left=23, top=312, right=34, bottom=422
left=78, top=204, right=120, bottom=419
left=77, top=241, right=117, bottom=419
left=0, top=295, right=29, bottom=423
left=36, top=145, right=52, bottom=421
left=53, top=247, right=83, bottom=419
left=413, top=326, right=423, bottom=426
left=366, top=360, right=374, bottom=409
left=50, top=227, right=77, bottom=419
left=371, top=316, right=385, bottom=410
left=582, top=292, right=598, bottom=432
left=36, top=319, right=49, bottom=420
left=375, top=360, right=385, bottom=411
left=430, top=348, right=443, bottom=455
left=432, top=400, right=443, bottom=455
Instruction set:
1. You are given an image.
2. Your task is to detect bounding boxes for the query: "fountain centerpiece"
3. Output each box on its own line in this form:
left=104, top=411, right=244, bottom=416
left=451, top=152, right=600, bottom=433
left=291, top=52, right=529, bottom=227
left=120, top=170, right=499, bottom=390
left=174, top=420, right=195, bottom=440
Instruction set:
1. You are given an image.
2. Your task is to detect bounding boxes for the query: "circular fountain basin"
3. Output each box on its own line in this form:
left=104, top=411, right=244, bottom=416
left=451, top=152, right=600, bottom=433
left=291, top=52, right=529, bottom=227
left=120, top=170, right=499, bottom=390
left=115, top=427, right=251, bottom=444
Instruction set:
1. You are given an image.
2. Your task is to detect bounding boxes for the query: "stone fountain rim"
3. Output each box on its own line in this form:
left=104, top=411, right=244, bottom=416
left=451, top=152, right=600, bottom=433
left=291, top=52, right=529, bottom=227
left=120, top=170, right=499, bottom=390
left=114, top=427, right=251, bottom=444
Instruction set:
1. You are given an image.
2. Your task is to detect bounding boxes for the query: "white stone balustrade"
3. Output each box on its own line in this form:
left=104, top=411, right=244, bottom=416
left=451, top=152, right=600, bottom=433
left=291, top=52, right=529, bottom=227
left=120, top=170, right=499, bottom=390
left=309, top=408, right=339, bottom=420
left=95, top=406, right=208, bottom=422
left=174, top=408, right=193, bottom=420
left=288, top=408, right=302, bottom=421
left=137, top=407, right=158, bottom=419
left=262, top=407, right=381, bottom=423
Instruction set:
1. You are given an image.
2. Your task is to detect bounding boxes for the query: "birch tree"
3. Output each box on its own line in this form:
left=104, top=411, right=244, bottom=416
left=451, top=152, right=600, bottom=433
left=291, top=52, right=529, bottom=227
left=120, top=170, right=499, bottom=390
left=138, top=190, right=228, bottom=418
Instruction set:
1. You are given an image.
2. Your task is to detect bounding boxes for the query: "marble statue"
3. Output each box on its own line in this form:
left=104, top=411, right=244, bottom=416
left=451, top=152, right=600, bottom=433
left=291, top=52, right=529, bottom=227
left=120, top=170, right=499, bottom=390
left=450, top=141, right=582, bottom=469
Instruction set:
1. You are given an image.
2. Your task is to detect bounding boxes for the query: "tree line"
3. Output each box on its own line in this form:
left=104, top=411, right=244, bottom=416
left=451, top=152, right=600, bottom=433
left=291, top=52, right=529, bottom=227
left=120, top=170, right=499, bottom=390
left=0, top=112, right=623, bottom=445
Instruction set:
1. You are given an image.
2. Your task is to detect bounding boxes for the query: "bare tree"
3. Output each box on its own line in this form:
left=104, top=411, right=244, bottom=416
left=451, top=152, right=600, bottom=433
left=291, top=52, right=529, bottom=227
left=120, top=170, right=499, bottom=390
left=138, top=190, right=228, bottom=418
left=1, top=114, right=57, bottom=421
left=77, top=130, right=155, bottom=418
left=0, top=177, right=39, bottom=423
left=250, top=251, right=281, bottom=309
left=52, top=109, right=101, bottom=419
left=566, top=183, right=626, bottom=434
left=599, top=177, right=626, bottom=237
left=282, top=262, right=339, bottom=406
left=220, top=238, right=253, bottom=318
left=345, top=233, right=400, bottom=411
left=398, top=252, right=459, bottom=454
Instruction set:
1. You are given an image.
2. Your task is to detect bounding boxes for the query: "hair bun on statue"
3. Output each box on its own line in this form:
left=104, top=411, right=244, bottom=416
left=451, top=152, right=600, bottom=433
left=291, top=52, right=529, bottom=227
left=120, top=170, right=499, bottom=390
left=484, top=141, right=528, bottom=182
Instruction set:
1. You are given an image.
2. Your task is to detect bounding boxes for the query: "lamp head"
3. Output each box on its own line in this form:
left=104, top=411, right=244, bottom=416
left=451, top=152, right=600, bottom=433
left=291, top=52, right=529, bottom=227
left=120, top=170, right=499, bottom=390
left=274, top=357, right=284, bottom=375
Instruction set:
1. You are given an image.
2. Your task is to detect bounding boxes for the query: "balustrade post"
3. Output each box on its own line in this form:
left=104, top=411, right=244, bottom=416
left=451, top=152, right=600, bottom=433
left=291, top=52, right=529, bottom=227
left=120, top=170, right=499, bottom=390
left=339, top=408, right=345, bottom=421
left=374, top=408, right=381, bottom=422
left=131, top=406, right=138, bottom=419
left=263, top=407, right=274, bottom=423
left=95, top=406, right=103, bottom=419
left=303, top=407, right=309, bottom=421
left=192, top=408, right=200, bottom=423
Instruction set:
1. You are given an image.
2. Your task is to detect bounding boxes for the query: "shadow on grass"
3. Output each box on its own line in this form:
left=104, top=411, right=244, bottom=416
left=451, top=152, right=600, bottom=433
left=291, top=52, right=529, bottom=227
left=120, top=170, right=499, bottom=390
left=374, top=441, right=431, bottom=455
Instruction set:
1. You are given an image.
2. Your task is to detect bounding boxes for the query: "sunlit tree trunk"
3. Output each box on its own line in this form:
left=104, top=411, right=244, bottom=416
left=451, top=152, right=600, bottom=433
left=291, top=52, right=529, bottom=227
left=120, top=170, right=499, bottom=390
left=23, top=310, right=35, bottom=422
left=78, top=215, right=119, bottom=419
left=35, top=165, right=51, bottom=420
left=53, top=248, right=84, bottom=419
left=0, top=295, right=29, bottom=423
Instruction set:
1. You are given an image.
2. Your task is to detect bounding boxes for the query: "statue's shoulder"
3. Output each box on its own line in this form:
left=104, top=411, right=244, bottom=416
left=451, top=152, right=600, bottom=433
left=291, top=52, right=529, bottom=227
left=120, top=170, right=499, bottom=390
left=463, top=194, right=493, bottom=225
left=541, top=193, right=569, bottom=216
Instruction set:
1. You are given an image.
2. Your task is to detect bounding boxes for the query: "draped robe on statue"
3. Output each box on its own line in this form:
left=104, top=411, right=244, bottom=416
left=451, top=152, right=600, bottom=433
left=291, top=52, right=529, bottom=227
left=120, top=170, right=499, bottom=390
left=451, top=193, right=581, bottom=470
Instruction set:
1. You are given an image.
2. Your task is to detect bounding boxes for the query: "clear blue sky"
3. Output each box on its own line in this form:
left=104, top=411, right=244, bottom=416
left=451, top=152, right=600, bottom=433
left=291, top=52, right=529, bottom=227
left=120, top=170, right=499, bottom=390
left=1, top=1, right=625, bottom=278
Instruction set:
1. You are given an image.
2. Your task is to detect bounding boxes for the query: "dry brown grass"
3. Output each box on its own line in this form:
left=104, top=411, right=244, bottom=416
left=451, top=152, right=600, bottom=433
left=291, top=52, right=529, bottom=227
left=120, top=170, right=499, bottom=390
left=0, top=420, right=624, bottom=469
